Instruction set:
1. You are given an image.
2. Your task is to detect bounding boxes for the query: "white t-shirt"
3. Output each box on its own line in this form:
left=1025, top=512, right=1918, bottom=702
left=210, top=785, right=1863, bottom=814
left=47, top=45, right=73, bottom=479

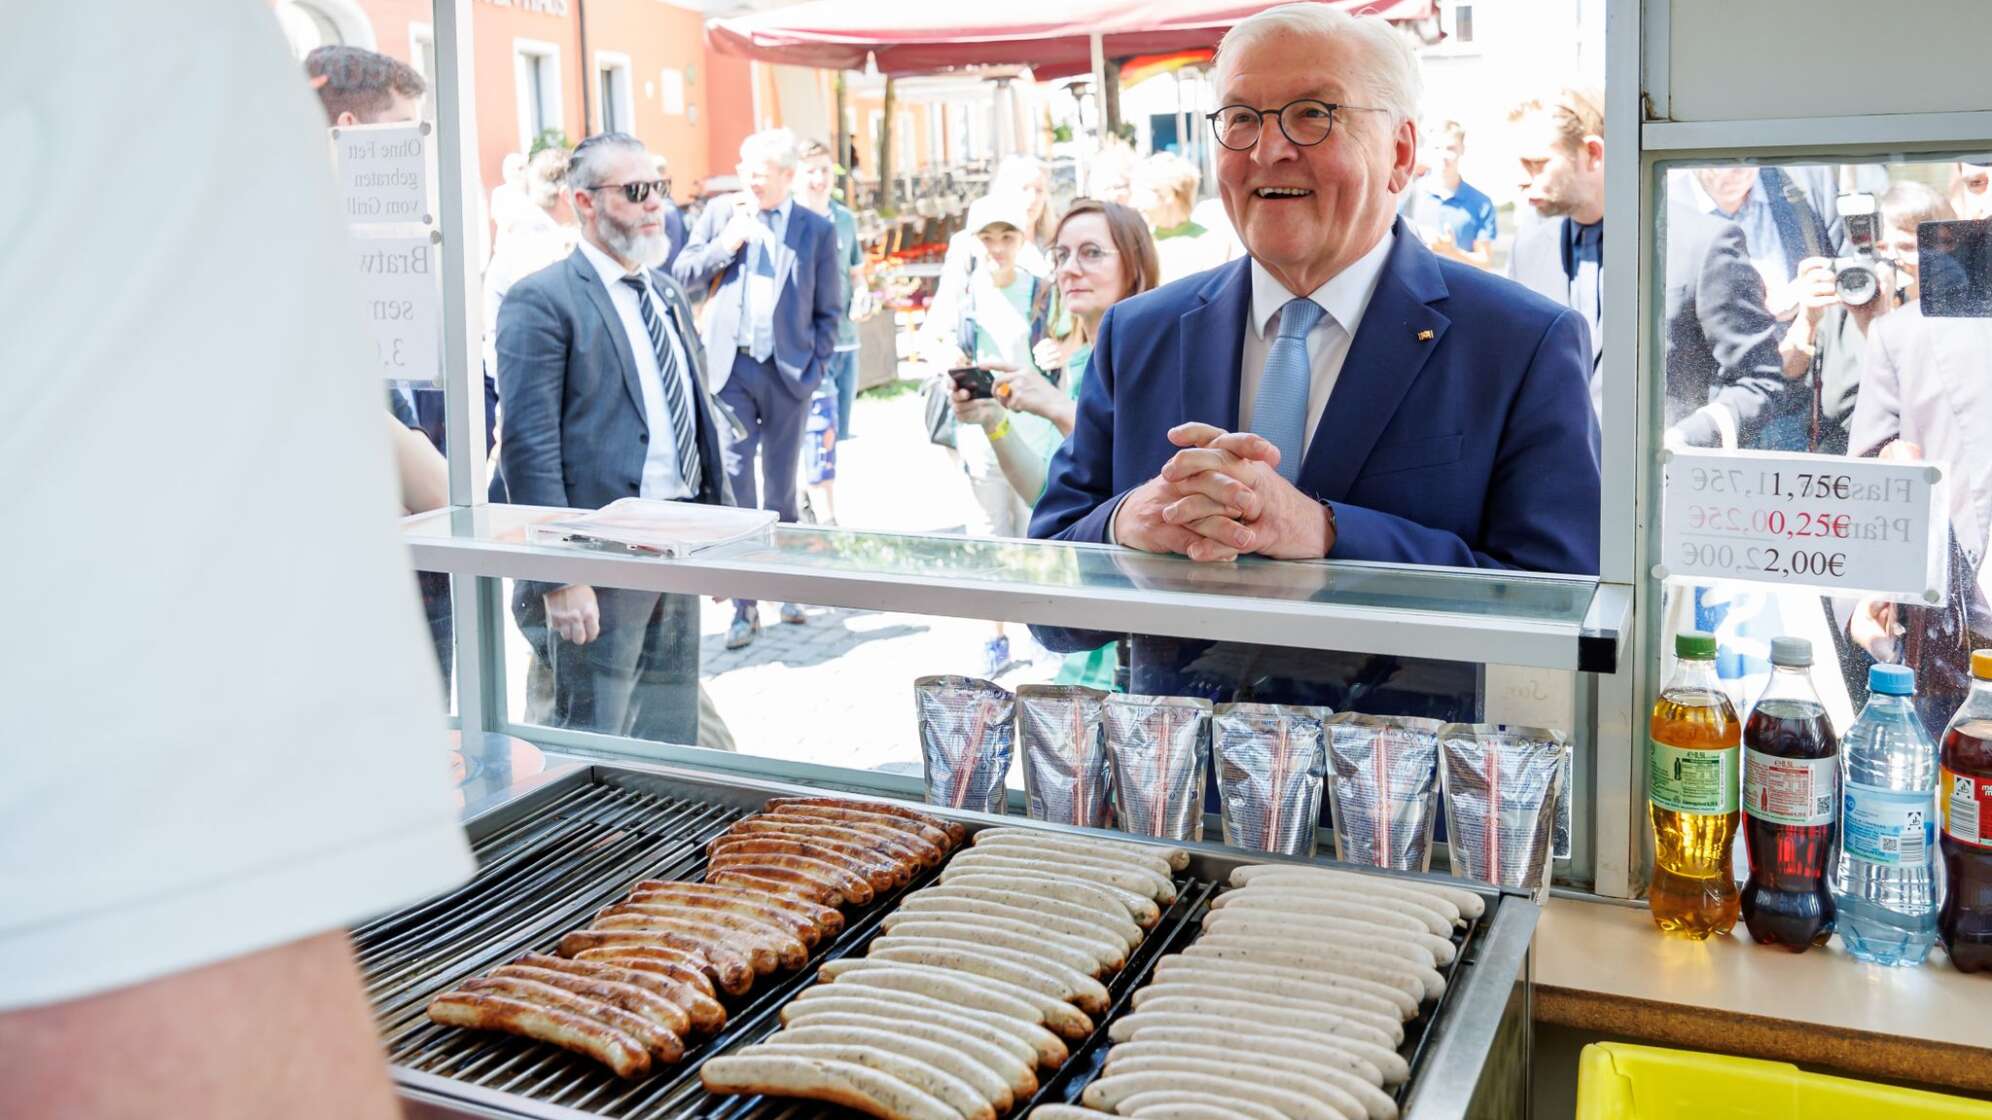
left=0, top=1, right=474, bottom=1010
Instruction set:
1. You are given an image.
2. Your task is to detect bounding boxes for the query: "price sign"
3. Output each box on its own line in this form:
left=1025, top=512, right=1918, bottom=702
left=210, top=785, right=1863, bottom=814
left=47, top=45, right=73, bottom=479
left=1659, top=449, right=1948, bottom=602
left=331, top=121, right=432, bottom=227
left=351, top=232, right=442, bottom=384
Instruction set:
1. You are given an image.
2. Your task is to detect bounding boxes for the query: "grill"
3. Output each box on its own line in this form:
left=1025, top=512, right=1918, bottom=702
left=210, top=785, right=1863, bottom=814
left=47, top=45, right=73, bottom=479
left=360, top=764, right=1529, bottom=1120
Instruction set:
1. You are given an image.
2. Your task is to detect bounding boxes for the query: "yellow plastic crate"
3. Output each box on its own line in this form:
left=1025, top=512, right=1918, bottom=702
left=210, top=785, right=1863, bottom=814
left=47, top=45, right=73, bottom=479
left=1576, top=1042, right=1992, bottom=1120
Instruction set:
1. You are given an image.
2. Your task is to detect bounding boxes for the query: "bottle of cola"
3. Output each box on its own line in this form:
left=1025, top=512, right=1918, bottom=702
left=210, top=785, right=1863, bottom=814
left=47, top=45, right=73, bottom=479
left=1740, top=637, right=1837, bottom=951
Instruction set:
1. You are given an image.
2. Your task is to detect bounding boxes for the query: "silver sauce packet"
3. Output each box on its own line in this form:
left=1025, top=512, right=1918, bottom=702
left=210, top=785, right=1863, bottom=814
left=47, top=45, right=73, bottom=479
left=1105, top=694, right=1213, bottom=841
left=1017, top=684, right=1113, bottom=828
left=1326, top=713, right=1444, bottom=872
left=914, top=675, right=1015, bottom=814
left=1438, top=723, right=1567, bottom=899
left=1215, top=703, right=1329, bottom=857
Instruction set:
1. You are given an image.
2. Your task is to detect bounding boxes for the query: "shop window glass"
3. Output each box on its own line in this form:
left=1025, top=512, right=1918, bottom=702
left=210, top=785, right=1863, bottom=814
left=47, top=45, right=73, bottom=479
left=1651, top=155, right=1992, bottom=744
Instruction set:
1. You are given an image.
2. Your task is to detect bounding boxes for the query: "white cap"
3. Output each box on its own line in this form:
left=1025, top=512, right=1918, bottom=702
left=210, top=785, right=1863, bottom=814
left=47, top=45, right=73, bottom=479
left=968, top=193, right=1029, bottom=235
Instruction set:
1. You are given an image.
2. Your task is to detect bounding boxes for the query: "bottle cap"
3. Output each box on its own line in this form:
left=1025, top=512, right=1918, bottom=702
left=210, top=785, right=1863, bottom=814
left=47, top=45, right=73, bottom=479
left=1869, top=664, right=1916, bottom=696
left=1770, top=637, right=1812, bottom=667
left=1675, top=631, right=1717, bottom=659
left=1974, top=649, right=1992, bottom=681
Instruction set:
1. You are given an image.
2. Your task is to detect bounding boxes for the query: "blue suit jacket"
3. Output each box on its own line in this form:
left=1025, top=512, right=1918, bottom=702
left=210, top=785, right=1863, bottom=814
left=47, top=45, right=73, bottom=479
left=1031, top=220, right=1601, bottom=575
left=672, top=193, right=840, bottom=400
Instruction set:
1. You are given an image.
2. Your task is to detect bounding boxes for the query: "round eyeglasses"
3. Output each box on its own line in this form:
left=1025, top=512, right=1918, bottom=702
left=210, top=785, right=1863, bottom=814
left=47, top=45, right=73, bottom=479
left=1205, top=99, right=1388, bottom=152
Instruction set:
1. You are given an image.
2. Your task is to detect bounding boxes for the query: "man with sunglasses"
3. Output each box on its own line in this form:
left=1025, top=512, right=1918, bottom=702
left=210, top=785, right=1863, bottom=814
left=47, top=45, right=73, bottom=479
left=674, top=129, right=841, bottom=649
left=1032, top=5, right=1599, bottom=703
left=494, top=132, right=732, bottom=745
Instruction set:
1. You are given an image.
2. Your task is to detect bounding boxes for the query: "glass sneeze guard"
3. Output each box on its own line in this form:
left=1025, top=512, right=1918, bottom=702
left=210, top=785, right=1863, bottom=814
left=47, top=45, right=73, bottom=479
left=405, top=504, right=1628, bottom=672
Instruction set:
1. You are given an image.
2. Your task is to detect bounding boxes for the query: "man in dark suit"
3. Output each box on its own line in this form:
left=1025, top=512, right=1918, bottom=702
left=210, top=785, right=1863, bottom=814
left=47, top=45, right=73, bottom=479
left=674, top=128, right=841, bottom=649
left=496, top=133, right=731, bottom=745
left=1029, top=7, right=1598, bottom=708
left=1508, top=87, right=1786, bottom=448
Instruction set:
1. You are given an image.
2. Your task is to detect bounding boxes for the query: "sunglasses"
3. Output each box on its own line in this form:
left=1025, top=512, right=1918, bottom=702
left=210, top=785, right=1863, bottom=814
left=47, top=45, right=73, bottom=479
left=588, top=179, right=670, bottom=203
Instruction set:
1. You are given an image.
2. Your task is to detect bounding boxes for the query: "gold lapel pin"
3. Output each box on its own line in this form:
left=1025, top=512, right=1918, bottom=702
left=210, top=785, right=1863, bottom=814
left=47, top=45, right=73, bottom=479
left=1416, top=328, right=1435, bottom=341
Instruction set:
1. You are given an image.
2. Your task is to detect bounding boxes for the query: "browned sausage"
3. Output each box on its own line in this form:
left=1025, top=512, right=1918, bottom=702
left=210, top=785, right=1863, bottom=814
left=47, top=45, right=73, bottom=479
left=763, top=797, right=964, bottom=846
left=600, top=902, right=809, bottom=970
left=764, top=804, right=953, bottom=854
left=722, top=817, right=940, bottom=869
left=557, top=929, right=752, bottom=996
left=427, top=991, right=650, bottom=1078
left=707, top=868, right=844, bottom=907
left=459, top=976, right=683, bottom=1062
left=709, top=836, right=902, bottom=892
left=589, top=912, right=780, bottom=976
left=707, top=854, right=874, bottom=906
left=513, top=952, right=726, bottom=1034
left=628, top=880, right=842, bottom=940
left=566, top=943, right=715, bottom=996
left=486, top=963, right=692, bottom=1038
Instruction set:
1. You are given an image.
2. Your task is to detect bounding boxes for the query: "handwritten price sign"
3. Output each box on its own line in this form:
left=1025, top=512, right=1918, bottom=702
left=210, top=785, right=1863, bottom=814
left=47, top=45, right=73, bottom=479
left=1660, top=449, right=1948, bottom=602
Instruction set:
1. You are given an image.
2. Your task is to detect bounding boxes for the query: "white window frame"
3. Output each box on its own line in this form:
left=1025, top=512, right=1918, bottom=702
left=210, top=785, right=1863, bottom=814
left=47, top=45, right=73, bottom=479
left=513, top=38, right=563, bottom=156
left=595, top=50, right=634, bottom=135
left=658, top=68, right=687, bottom=117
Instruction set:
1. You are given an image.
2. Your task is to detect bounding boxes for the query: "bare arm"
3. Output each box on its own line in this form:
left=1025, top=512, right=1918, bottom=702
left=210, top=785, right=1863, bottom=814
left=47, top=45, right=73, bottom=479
left=0, top=932, right=400, bottom=1120
left=388, top=414, right=450, bottom=514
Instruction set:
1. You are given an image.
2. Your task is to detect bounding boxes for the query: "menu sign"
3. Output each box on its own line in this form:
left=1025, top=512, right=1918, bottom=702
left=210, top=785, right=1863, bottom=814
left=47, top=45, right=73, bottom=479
left=332, top=121, right=431, bottom=227
left=351, top=233, right=442, bottom=383
left=1659, top=449, right=1948, bottom=602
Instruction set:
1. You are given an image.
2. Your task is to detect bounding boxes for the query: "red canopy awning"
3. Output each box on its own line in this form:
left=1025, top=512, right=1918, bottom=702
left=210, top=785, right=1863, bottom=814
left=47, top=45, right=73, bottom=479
left=706, top=0, right=1437, bottom=78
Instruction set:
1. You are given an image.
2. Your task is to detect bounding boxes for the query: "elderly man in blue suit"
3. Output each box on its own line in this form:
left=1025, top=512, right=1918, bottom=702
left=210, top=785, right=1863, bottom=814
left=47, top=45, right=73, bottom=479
left=496, top=133, right=732, bottom=745
left=1032, top=4, right=1600, bottom=707
left=675, top=128, right=842, bottom=649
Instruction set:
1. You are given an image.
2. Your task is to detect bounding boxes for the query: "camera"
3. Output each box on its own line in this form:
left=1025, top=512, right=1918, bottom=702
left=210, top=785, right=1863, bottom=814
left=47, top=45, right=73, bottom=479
left=1832, top=192, right=1890, bottom=306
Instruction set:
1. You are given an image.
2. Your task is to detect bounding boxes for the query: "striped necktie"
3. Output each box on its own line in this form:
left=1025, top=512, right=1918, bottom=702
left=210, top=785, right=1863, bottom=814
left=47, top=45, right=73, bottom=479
left=1249, top=297, right=1325, bottom=483
left=619, top=274, right=702, bottom=493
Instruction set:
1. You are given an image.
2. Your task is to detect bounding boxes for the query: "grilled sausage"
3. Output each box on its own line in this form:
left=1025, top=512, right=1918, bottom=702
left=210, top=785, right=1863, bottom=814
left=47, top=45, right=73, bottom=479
left=1150, top=957, right=1413, bottom=1020
left=487, top=963, right=692, bottom=1038
left=1107, top=1010, right=1411, bottom=1084
left=774, top=1011, right=1037, bottom=1098
left=1184, top=937, right=1445, bottom=1000
left=627, top=880, right=839, bottom=942
left=1128, top=983, right=1403, bottom=1043
left=1195, top=925, right=1438, bottom=969
left=557, top=929, right=752, bottom=996
left=589, top=912, right=779, bottom=977
left=700, top=1053, right=958, bottom=1120
left=709, top=836, right=904, bottom=892
left=706, top=857, right=872, bottom=906
left=1102, top=1053, right=1377, bottom=1120
left=945, top=848, right=1175, bottom=903
left=1201, top=908, right=1458, bottom=965
left=1130, top=994, right=1397, bottom=1049
left=758, top=810, right=948, bottom=866
left=1229, top=864, right=1483, bottom=918
left=458, top=976, right=683, bottom=1062
left=567, top=944, right=716, bottom=997
left=600, top=902, right=808, bottom=970
left=937, top=864, right=1159, bottom=925
left=516, top=952, right=725, bottom=1034
left=1082, top=1071, right=1339, bottom=1120
left=1219, top=881, right=1454, bottom=935
left=1206, top=890, right=1434, bottom=936
left=972, top=832, right=1178, bottom=884
left=763, top=796, right=964, bottom=845
left=763, top=1023, right=1018, bottom=1113
left=972, top=826, right=1188, bottom=872
left=1106, top=1042, right=1397, bottom=1120
left=427, top=992, right=649, bottom=1079
left=705, top=867, right=844, bottom=907
left=879, top=918, right=1107, bottom=977
left=720, top=818, right=938, bottom=870
left=1109, top=1031, right=1386, bottom=1090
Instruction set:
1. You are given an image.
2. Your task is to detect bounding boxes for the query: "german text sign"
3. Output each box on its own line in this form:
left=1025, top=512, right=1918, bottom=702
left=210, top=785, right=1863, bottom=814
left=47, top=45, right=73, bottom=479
left=352, top=232, right=441, bottom=384
left=332, top=121, right=431, bottom=227
left=1659, top=449, right=1948, bottom=603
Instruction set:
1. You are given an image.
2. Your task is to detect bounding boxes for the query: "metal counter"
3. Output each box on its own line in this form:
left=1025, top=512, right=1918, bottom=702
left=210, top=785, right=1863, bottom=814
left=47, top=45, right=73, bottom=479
left=366, top=758, right=1537, bottom=1120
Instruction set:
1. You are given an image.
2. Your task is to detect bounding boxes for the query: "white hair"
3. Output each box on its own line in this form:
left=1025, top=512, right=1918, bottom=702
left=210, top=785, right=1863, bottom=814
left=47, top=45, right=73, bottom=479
left=739, top=127, right=800, bottom=171
left=1213, top=3, right=1423, bottom=127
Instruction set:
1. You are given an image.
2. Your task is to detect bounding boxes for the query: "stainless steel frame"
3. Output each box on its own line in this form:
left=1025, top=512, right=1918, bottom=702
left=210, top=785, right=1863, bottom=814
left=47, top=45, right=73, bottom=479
left=365, top=757, right=1536, bottom=1120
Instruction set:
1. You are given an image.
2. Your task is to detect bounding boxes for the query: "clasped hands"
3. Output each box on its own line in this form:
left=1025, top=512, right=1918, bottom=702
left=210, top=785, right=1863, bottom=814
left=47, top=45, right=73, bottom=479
left=1113, top=423, right=1334, bottom=563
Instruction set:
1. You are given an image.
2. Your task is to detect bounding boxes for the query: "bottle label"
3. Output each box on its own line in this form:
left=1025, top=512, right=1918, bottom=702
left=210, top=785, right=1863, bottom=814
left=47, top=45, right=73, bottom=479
left=1941, top=766, right=1992, bottom=848
left=1841, top=781, right=1936, bottom=866
left=1649, top=739, right=1739, bottom=815
left=1744, top=748, right=1836, bottom=827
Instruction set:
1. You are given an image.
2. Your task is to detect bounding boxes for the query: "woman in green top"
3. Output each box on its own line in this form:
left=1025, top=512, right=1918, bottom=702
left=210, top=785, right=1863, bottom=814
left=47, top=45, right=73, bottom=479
left=951, top=199, right=1160, bottom=689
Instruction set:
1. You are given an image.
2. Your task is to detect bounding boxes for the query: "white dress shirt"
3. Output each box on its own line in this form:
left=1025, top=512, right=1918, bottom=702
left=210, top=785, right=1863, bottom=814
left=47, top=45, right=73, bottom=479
left=1238, top=230, right=1396, bottom=463
left=738, top=195, right=793, bottom=353
left=577, top=237, right=699, bottom=500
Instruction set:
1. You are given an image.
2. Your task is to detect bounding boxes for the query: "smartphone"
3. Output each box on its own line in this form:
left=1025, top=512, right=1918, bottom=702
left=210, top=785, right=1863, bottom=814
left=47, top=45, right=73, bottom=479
left=948, top=366, right=996, bottom=400
left=1919, top=218, right=1992, bottom=318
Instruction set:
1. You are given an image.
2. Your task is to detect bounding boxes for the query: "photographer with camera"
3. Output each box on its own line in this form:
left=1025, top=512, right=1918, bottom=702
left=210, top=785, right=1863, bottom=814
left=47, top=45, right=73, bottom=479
left=1778, top=183, right=1954, bottom=454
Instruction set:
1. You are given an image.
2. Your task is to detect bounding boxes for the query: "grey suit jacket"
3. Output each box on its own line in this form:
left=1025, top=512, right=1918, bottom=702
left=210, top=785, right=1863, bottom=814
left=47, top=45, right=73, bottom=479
left=1851, top=303, right=1992, bottom=575
left=494, top=247, right=730, bottom=512
left=671, top=192, right=841, bottom=399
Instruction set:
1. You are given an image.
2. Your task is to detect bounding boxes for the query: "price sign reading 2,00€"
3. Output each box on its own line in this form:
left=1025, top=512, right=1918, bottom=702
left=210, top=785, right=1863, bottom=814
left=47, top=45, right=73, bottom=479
left=1659, top=449, right=1949, bottom=603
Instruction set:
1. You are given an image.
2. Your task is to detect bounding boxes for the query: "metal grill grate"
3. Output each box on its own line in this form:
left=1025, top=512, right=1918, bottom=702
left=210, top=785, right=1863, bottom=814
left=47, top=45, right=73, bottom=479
left=360, top=774, right=1487, bottom=1119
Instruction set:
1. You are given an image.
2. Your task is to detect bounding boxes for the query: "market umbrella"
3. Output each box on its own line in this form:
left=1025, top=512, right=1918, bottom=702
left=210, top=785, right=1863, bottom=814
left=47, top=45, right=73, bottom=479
left=706, top=0, right=1437, bottom=78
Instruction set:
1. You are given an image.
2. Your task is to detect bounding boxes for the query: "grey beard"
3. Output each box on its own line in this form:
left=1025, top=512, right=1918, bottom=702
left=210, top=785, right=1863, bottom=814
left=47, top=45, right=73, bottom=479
left=600, top=214, right=666, bottom=266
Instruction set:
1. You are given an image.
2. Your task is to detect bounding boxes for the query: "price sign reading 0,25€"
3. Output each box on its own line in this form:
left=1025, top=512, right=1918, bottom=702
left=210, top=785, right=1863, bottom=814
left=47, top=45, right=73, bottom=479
left=1659, top=449, right=1948, bottom=603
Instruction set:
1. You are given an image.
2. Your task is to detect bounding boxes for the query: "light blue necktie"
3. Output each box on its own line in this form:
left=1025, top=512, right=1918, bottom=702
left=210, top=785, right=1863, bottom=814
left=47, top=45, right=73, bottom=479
left=1250, top=297, right=1325, bottom=482
left=741, top=209, right=779, bottom=362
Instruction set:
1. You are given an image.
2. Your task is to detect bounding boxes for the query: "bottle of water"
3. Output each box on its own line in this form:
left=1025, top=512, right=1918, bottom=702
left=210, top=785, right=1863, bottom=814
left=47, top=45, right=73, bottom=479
left=1830, top=664, right=1941, bottom=966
